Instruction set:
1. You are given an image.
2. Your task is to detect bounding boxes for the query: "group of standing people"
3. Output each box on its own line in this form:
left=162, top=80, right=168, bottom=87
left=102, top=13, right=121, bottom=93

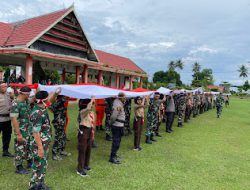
left=0, top=81, right=228, bottom=190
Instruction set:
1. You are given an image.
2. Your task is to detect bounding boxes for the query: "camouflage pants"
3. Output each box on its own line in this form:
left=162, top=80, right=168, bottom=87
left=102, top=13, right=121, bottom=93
left=29, top=146, right=49, bottom=188
left=146, top=117, right=158, bottom=137
left=14, top=131, right=32, bottom=166
left=178, top=109, right=185, bottom=124
left=193, top=105, right=199, bottom=116
left=52, top=122, right=66, bottom=155
left=105, top=114, right=112, bottom=136
left=216, top=105, right=222, bottom=117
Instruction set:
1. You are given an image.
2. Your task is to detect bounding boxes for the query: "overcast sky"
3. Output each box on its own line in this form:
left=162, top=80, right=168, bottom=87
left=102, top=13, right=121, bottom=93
left=1, top=0, right=250, bottom=85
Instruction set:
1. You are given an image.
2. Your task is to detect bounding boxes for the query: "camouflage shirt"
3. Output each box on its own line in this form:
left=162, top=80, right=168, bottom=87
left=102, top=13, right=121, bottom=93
left=49, top=96, right=67, bottom=116
left=147, top=99, right=161, bottom=121
left=30, top=104, right=51, bottom=144
left=10, top=100, right=31, bottom=137
left=216, top=95, right=224, bottom=106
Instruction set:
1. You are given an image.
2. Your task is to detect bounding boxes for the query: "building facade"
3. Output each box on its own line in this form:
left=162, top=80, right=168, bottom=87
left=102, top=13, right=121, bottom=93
left=0, top=6, right=147, bottom=89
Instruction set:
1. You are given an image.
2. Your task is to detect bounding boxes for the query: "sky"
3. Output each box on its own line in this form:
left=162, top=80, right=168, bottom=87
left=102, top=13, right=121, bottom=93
left=0, top=0, right=250, bottom=85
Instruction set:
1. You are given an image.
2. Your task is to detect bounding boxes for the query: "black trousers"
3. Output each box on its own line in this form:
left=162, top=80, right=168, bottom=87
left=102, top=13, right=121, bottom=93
left=110, top=125, right=123, bottom=159
left=77, top=126, right=92, bottom=172
left=166, top=112, right=175, bottom=131
left=0, top=120, right=12, bottom=152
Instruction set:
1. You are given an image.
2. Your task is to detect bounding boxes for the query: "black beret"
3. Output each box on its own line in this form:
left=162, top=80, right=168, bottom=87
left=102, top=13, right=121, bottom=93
left=154, top=92, right=160, bottom=95
left=35, top=91, right=49, bottom=100
left=20, top=86, right=31, bottom=93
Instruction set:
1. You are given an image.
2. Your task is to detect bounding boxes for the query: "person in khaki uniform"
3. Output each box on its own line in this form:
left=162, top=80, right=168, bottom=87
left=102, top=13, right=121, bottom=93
left=0, top=82, right=14, bottom=157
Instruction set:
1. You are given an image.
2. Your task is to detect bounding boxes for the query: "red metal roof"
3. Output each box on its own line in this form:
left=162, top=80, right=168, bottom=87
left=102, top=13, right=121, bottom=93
left=95, top=49, right=145, bottom=73
left=1, top=8, right=70, bottom=47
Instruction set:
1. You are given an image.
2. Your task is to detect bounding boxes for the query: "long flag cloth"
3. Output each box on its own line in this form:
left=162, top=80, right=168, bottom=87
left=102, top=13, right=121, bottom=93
left=39, top=84, right=155, bottom=99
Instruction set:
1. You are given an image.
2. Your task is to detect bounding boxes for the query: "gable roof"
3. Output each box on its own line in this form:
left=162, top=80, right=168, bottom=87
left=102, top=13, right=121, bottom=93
left=95, top=49, right=145, bottom=73
left=3, top=8, right=71, bottom=47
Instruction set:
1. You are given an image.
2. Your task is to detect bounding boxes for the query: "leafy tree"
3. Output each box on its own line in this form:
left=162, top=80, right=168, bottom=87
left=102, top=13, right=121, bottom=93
left=243, top=80, right=250, bottom=91
left=191, top=62, right=214, bottom=87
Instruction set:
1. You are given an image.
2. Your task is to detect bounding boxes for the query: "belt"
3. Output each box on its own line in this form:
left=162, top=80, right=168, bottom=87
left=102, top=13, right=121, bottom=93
left=0, top=114, right=10, bottom=117
left=116, top=119, right=126, bottom=124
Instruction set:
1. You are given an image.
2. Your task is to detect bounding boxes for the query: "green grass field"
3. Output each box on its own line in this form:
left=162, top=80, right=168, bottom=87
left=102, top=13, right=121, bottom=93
left=1, top=98, right=250, bottom=190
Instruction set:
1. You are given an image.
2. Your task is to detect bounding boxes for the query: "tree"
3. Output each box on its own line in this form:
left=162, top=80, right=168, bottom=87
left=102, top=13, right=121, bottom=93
left=238, top=65, right=248, bottom=79
left=175, top=59, right=184, bottom=70
left=242, top=80, right=250, bottom=92
left=153, top=71, right=166, bottom=83
left=191, top=63, right=214, bottom=87
left=168, top=61, right=175, bottom=71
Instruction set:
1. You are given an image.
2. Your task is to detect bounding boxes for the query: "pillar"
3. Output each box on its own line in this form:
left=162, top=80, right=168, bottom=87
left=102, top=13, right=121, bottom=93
left=61, top=68, right=66, bottom=84
left=129, top=76, right=133, bottom=90
left=25, top=54, right=33, bottom=84
left=82, top=65, right=88, bottom=83
left=116, top=74, right=120, bottom=88
left=97, top=70, right=103, bottom=85
left=140, top=77, right=143, bottom=88
left=75, top=66, right=80, bottom=84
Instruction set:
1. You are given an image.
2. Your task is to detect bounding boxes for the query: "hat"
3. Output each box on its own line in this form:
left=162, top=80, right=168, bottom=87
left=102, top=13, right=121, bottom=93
left=35, top=91, right=49, bottom=101
left=20, top=86, right=31, bottom=95
left=154, top=92, right=160, bottom=95
left=118, top=92, right=126, bottom=98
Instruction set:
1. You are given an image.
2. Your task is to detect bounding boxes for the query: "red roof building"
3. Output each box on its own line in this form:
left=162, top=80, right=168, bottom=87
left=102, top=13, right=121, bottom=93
left=0, top=6, right=146, bottom=89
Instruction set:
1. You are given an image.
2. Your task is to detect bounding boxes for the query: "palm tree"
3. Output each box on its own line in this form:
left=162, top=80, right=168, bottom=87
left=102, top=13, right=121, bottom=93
left=192, top=62, right=201, bottom=80
left=175, top=59, right=184, bottom=70
left=238, top=65, right=248, bottom=79
left=168, top=61, right=175, bottom=71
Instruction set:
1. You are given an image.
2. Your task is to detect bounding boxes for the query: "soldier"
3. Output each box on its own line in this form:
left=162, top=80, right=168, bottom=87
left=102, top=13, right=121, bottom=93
left=124, top=98, right=132, bottom=135
left=193, top=91, right=199, bottom=117
left=0, top=82, right=14, bottom=157
left=184, top=92, right=192, bottom=122
left=133, top=96, right=149, bottom=151
left=50, top=95, right=70, bottom=161
left=216, top=93, right=224, bottom=118
left=29, top=89, right=60, bottom=190
left=177, top=92, right=186, bottom=127
left=10, top=86, right=32, bottom=174
left=165, top=91, right=175, bottom=133
left=224, top=95, right=229, bottom=107
left=77, top=96, right=95, bottom=177
left=146, top=92, right=165, bottom=144
left=109, top=92, right=126, bottom=164
left=104, top=98, right=114, bottom=141
left=154, top=94, right=165, bottom=137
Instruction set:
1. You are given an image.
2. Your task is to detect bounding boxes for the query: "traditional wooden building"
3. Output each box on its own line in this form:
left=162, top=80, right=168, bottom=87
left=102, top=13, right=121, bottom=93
left=0, top=6, right=146, bottom=89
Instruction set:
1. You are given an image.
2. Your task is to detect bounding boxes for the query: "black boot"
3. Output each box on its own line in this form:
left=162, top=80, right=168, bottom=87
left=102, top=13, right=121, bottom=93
left=37, top=183, right=51, bottom=190
left=2, top=150, right=14, bottom=157
left=100, top=125, right=104, bottom=131
left=150, top=134, right=157, bottom=142
left=178, top=122, right=182, bottom=127
left=16, top=165, right=29, bottom=174
left=105, top=134, right=112, bottom=141
left=156, top=133, right=162, bottom=137
left=109, top=157, right=121, bottom=164
left=27, top=159, right=32, bottom=169
left=145, top=136, right=152, bottom=144
left=96, top=126, right=100, bottom=131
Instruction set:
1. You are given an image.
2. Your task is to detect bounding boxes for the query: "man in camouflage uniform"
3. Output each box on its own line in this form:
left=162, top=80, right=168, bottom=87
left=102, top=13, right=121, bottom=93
left=184, top=92, right=192, bottom=122
left=146, top=92, right=162, bottom=144
left=193, top=91, right=199, bottom=117
left=216, top=93, right=224, bottom=118
left=10, top=86, right=32, bottom=174
left=124, top=98, right=132, bottom=135
left=29, top=89, right=60, bottom=190
left=105, top=98, right=113, bottom=141
left=50, top=95, right=70, bottom=161
left=177, top=92, right=186, bottom=127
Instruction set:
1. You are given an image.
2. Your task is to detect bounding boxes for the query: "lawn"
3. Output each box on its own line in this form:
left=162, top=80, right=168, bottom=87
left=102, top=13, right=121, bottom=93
left=1, top=98, right=250, bottom=190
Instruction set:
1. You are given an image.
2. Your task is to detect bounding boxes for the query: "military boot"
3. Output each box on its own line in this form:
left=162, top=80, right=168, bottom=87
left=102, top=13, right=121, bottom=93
left=16, top=165, right=29, bottom=174
left=145, top=136, right=152, bottom=144
left=150, top=134, right=157, bottom=142
left=27, top=159, right=32, bottom=169
left=105, top=134, right=112, bottom=141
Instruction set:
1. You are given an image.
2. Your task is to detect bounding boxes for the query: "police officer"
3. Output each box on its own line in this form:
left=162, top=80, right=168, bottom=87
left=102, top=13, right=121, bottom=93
left=10, top=86, right=32, bottom=174
left=29, top=89, right=60, bottom=190
left=165, top=91, right=175, bottom=133
left=0, top=82, right=14, bottom=157
left=109, top=92, right=126, bottom=164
